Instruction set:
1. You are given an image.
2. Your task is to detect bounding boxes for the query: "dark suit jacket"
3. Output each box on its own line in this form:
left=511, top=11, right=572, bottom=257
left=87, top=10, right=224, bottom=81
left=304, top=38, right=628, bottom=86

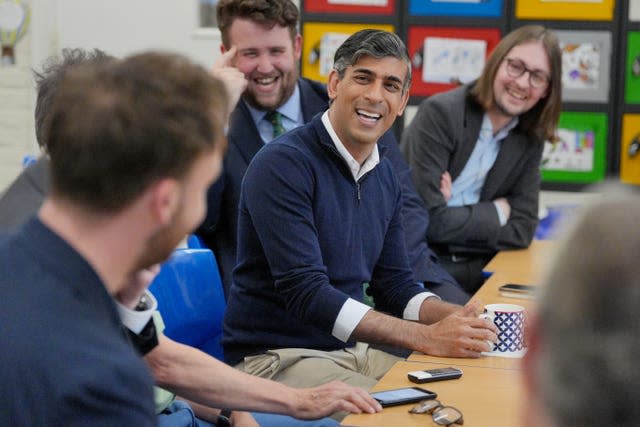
left=0, top=218, right=156, bottom=425
left=0, top=156, right=49, bottom=232
left=197, top=78, right=461, bottom=298
left=401, top=84, right=542, bottom=254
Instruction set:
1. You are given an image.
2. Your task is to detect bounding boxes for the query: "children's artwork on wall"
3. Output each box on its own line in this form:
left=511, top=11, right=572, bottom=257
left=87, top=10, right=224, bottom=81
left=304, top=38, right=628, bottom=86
left=561, top=42, right=600, bottom=90
left=515, top=0, right=614, bottom=20
left=620, top=114, right=640, bottom=185
left=319, top=32, right=350, bottom=76
left=304, top=0, right=395, bottom=15
left=302, top=22, right=395, bottom=83
left=542, top=128, right=595, bottom=172
left=541, top=111, right=607, bottom=183
left=407, top=26, right=501, bottom=97
left=328, top=0, right=388, bottom=4
left=556, top=30, right=611, bottom=103
left=408, top=0, right=503, bottom=17
left=422, top=37, right=486, bottom=85
left=625, top=32, right=640, bottom=104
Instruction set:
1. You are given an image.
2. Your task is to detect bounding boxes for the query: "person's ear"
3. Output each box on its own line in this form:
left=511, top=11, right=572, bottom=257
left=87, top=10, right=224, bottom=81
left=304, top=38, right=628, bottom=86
left=327, top=69, right=340, bottom=102
left=397, top=87, right=410, bottom=117
left=293, top=34, right=302, bottom=61
left=149, top=178, right=180, bottom=227
left=522, top=311, right=541, bottom=398
left=220, top=43, right=227, bottom=55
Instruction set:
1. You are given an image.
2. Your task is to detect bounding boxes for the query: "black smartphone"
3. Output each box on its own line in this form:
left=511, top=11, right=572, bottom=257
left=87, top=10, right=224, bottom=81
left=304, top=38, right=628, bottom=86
left=499, top=283, right=537, bottom=299
left=370, top=387, right=437, bottom=407
left=407, top=367, right=463, bottom=384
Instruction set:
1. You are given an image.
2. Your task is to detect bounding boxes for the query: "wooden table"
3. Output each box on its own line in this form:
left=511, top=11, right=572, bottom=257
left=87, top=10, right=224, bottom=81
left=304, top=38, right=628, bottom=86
left=342, top=361, right=524, bottom=427
left=342, top=240, right=555, bottom=426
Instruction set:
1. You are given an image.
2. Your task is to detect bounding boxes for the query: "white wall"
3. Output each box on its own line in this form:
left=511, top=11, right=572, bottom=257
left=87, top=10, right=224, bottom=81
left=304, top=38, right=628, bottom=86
left=0, top=0, right=223, bottom=192
left=55, top=0, right=221, bottom=68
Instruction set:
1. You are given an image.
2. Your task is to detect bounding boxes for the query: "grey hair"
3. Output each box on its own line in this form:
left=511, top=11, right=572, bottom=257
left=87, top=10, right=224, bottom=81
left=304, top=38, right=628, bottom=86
left=333, top=29, right=411, bottom=93
left=535, top=183, right=640, bottom=427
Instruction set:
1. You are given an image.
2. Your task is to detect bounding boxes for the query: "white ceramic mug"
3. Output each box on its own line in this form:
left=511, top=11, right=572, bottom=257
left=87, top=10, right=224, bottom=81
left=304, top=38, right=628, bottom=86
left=480, top=303, right=526, bottom=358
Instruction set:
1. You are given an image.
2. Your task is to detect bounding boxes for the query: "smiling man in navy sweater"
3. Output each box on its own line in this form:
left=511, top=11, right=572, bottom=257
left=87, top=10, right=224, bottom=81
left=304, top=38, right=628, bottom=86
left=223, top=30, right=497, bottom=393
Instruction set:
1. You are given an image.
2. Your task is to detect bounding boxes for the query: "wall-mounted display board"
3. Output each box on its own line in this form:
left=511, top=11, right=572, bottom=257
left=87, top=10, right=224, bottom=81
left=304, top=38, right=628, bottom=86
left=541, top=111, right=607, bottom=183
left=304, top=0, right=396, bottom=15
left=408, top=0, right=503, bottom=18
left=301, top=22, right=394, bottom=83
left=515, top=0, right=615, bottom=21
left=620, top=114, right=640, bottom=184
left=625, top=31, right=640, bottom=103
left=556, top=30, right=612, bottom=103
left=629, top=0, right=640, bottom=19
left=406, top=26, right=501, bottom=97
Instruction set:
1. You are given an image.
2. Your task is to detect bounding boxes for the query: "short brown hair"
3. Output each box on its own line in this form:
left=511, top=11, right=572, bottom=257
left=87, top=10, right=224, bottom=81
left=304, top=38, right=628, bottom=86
left=471, top=25, right=562, bottom=142
left=216, top=0, right=299, bottom=48
left=45, top=52, right=228, bottom=213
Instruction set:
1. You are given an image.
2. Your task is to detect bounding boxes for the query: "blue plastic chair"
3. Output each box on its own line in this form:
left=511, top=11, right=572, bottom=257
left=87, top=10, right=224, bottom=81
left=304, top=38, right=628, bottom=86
left=149, top=248, right=227, bottom=361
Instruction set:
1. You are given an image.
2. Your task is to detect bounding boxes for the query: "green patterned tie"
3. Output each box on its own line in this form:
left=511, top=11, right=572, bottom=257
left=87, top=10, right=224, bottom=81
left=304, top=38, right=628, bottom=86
left=265, top=110, right=285, bottom=139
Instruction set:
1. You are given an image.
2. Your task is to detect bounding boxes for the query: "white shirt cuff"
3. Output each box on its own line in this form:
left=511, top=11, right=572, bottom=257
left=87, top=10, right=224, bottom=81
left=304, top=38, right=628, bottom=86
left=493, top=201, right=508, bottom=226
left=332, top=298, right=372, bottom=342
left=403, top=292, right=439, bottom=321
left=116, top=290, right=157, bottom=334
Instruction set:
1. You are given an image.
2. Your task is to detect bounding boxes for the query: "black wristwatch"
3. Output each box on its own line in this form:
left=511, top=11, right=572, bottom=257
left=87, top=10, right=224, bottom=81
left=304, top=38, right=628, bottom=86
left=125, top=317, right=158, bottom=356
left=216, top=409, right=232, bottom=427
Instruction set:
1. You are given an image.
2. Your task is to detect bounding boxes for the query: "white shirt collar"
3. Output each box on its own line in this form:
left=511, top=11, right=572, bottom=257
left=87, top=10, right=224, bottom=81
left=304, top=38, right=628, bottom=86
left=321, top=111, right=379, bottom=181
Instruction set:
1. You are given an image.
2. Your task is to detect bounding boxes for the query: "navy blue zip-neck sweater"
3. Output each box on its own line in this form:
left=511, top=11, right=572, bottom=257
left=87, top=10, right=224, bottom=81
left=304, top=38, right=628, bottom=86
left=222, top=113, right=425, bottom=365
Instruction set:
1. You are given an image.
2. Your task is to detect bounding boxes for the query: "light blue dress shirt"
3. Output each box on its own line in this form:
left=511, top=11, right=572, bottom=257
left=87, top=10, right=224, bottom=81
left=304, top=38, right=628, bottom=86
left=447, top=113, right=518, bottom=226
left=246, top=84, right=303, bottom=143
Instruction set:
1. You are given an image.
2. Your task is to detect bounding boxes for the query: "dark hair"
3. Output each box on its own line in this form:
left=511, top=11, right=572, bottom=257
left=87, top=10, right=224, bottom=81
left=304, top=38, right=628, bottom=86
left=216, top=0, right=299, bottom=48
left=44, top=51, right=228, bottom=213
left=33, top=48, right=113, bottom=150
left=471, top=25, right=562, bottom=142
left=333, top=29, right=411, bottom=94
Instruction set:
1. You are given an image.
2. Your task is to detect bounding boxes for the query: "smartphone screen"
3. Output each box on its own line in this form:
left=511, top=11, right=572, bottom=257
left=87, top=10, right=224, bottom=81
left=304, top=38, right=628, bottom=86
left=370, top=387, right=437, bottom=407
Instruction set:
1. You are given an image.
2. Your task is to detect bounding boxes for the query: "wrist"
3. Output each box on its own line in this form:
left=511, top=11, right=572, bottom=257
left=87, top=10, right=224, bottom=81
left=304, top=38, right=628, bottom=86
left=216, top=409, right=232, bottom=427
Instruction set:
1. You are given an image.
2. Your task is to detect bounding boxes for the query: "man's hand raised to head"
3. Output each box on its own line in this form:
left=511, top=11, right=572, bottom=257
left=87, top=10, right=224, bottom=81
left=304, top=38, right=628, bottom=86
left=212, top=46, right=248, bottom=117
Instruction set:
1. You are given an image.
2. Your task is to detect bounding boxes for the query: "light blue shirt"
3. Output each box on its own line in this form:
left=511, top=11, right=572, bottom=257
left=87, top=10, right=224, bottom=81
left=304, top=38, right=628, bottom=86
left=448, top=113, right=518, bottom=226
left=246, top=84, right=303, bottom=143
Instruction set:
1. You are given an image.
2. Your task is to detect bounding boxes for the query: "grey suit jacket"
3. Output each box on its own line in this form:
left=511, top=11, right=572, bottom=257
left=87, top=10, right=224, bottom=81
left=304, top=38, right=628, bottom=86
left=401, top=84, right=542, bottom=254
left=0, top=157, right=49, bottom=232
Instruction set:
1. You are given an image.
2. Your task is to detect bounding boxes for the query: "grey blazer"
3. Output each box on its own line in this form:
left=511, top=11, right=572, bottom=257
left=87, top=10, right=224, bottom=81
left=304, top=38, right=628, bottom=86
left=401, top=84, right=542, bottom=254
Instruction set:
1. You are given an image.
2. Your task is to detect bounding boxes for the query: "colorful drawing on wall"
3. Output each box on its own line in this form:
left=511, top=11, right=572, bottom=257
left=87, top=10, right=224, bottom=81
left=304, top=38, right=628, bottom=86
left=620, top=114, right=640, bottom=185
left=561, top=42, right=600, bottom=90
left=625, top=32, right=640, bottom=104
left=542, top=129, right=595, bottom=172
left=422, top=37, right=486, bottom=84
left=302, top=22, right=394, bottom=83
left=541, top=111, right=607, bottom=183
left=408, top=0, right=503, bottom=17
left=304, top=0, right=395, bottom=15
left=407, top=26, right=501, bottom=97
left=319, top=32, right=350, bottom=76
left=515, top=0, right=614, bottom=20
left=556, top=30, right=611, bottom=103
left=328, top=0, right=388, bottom=4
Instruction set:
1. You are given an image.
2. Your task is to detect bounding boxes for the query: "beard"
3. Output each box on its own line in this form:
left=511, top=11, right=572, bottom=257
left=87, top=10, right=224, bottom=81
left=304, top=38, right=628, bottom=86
left=242, top=69, right=299, bottom=111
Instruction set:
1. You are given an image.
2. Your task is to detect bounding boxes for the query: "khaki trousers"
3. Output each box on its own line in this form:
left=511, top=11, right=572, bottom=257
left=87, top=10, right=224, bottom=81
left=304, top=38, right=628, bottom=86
left=235, top=342, right=402, bottom=391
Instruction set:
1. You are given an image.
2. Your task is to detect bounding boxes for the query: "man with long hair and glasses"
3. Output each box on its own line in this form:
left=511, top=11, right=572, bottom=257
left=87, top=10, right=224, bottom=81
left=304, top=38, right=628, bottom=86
left=401, top=25, right=562, bottom=295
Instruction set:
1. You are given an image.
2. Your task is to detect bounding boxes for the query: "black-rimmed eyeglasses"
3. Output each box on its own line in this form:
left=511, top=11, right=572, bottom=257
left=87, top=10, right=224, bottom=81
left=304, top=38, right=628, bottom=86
left=409, top=399, right=464, bottom=426
left=504, top=58, right=550, bottom=89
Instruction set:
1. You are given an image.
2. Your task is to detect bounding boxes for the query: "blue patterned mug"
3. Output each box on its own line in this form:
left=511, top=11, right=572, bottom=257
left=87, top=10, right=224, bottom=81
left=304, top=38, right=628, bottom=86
left=480, top=303, right=526, bottom=358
